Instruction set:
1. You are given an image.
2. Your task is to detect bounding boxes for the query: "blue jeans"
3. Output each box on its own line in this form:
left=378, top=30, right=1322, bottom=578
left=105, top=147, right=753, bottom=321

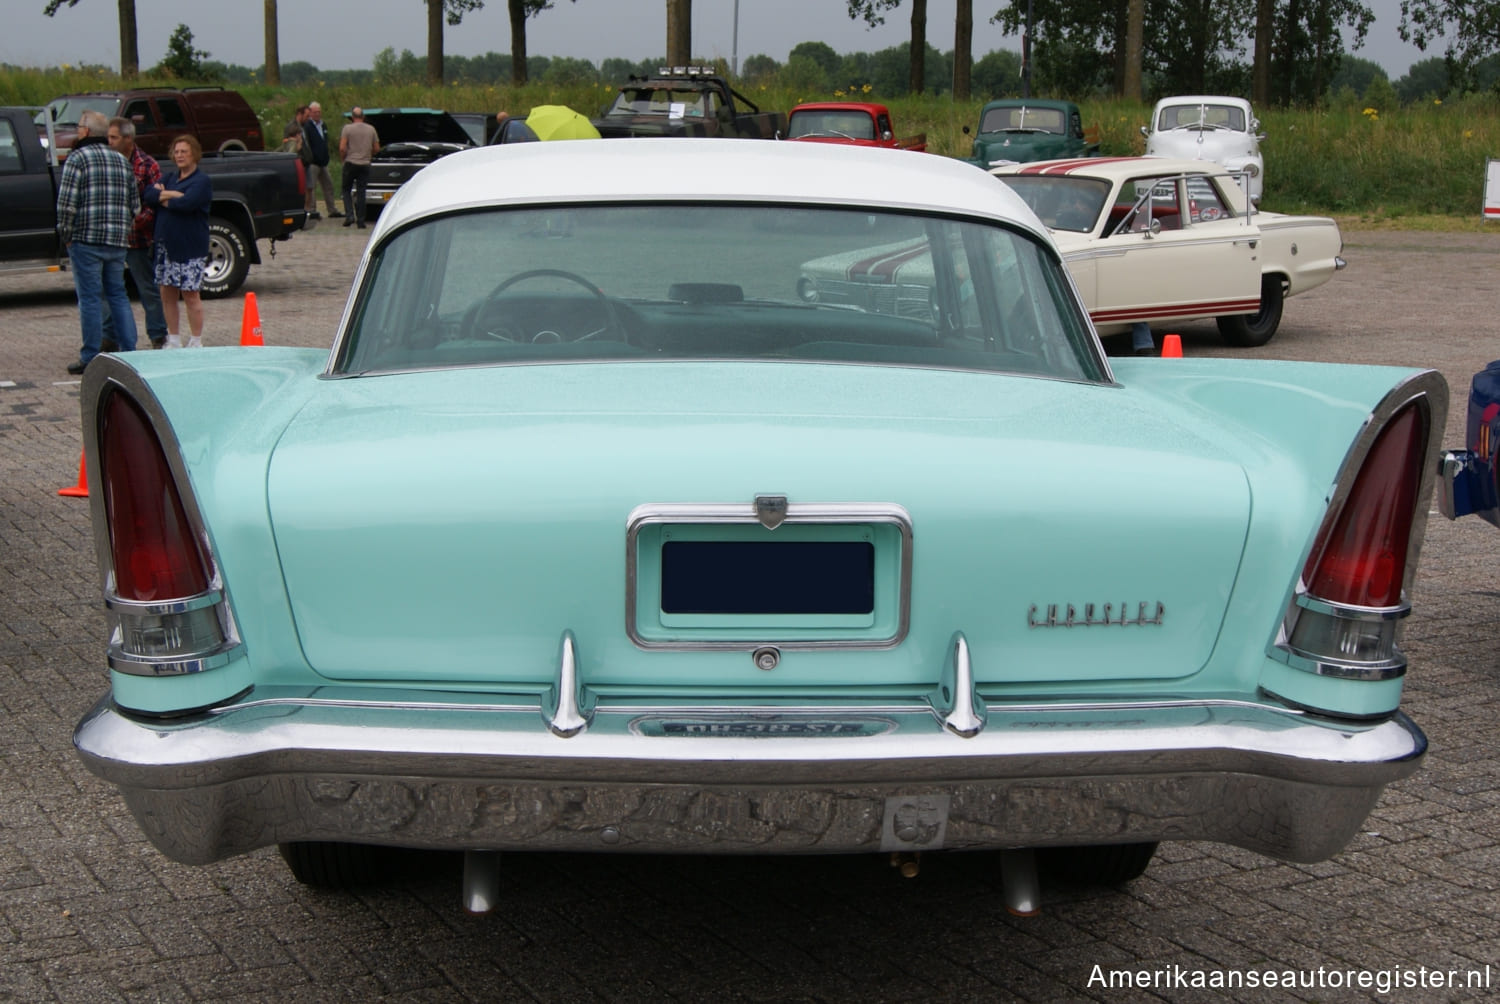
left=68, top=242, right=137, bottom=364
left=102, top=245, right=167, bottom=346
left=1131, top=322, right=1154, bottom=352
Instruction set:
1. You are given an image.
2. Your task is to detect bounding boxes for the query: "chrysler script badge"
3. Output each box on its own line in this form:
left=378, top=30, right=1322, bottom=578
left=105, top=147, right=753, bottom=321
left=1028, top=601, right=1165, bottom=628
left=755, top=494, right=789, bottom=529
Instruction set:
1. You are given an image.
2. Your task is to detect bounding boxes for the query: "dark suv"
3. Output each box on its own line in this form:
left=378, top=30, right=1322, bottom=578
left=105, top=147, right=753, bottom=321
left=37, top=87, right=264, bottom=161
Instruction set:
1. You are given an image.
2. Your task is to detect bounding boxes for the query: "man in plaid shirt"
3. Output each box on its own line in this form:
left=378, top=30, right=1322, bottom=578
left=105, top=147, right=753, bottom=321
left=104, top=117, right=168, bottom=349
left=56, top=109, right=139, bottom=374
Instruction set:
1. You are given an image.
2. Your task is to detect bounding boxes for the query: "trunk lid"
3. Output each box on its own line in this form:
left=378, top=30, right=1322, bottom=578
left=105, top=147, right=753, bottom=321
left=266, top=363, right=1251, bottom=691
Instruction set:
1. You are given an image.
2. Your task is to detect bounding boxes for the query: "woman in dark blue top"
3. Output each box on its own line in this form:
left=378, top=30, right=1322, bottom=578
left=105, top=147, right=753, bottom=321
left=146, top=134, right=212, bottom=347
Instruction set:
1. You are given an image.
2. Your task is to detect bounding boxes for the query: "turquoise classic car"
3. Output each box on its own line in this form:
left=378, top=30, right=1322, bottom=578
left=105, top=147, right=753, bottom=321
left=73, top=139, right=1445, bottom=915
left=963, top=98, right=1100, bottom=167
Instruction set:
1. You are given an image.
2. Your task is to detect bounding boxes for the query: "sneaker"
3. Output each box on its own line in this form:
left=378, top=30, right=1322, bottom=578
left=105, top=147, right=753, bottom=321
left=150, top=338, right=166, bottom=349
left=165, top=334, right=183, bottom=349
left=187, top=336, right=203, bottom=348
left=1134, top=346, right=1155, bottom=356
left=309, top=211, right=322, bottom=221
left=66, top=360, right=86, bottom=375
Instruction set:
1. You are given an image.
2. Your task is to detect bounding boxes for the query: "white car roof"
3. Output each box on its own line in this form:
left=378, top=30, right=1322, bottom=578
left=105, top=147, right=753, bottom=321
left=992, top=156, right=1237, bottom=181
left=376, top=138, right=1049, bottom=240
left=1151, top=95, right=1253, bottom=113
left=990, top=157, right=1252, bottom=213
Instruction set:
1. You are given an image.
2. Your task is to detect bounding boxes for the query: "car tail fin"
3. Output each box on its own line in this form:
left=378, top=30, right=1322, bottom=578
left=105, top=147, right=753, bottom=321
left=97, top=390, right=240, bottom=687
left=101, top=392, right=210, bottom=601
left=1299, top=403, right=1425, bottom=610
left=1266, top=375, right=1446, bottom=719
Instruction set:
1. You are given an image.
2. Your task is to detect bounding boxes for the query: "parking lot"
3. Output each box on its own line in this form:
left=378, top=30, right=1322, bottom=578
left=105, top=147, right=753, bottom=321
left=2, top=221, right=1499, bottom=1002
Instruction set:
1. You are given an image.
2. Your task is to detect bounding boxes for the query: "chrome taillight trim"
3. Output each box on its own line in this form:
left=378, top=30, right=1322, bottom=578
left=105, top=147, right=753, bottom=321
left=80, top=360, right=245, bottom=673
left=1293, top=593, right=1411, bottom=622
left=1272, top=646, right=1406, bottom=682
left=104, top=588, right=224, bottom=617
left=625, top=501, right=913, bottom=651
left=108, top=647, right=239, bottom=677
left=1271, top=370, right=1447, bottom=679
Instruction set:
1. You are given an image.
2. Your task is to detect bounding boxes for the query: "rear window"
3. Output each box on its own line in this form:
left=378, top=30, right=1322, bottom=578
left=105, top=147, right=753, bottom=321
left=334, top=204, right=1104, bottom=383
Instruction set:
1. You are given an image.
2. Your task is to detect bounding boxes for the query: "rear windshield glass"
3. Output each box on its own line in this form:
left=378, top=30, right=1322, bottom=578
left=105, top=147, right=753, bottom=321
left=334, top=205, right=1104, bottom=383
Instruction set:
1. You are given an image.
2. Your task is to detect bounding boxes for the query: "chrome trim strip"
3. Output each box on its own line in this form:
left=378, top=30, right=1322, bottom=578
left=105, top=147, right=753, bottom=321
left=1272, top=647, right=1407, bottom=682
left=541, top=630, right=595, bottom=737
left=1294, top=594, right=1410, bottom=622
left=624, top=502, right=913, bottom=651
left=1272, top=370, right=1448, bottom=676
left=107, top=646, right=238, bottom=677
left=195, top=688, right=1308, bottom=719
left=104, top=588, right=224, bottom=617
left=930, top=632, right=986, bottom=737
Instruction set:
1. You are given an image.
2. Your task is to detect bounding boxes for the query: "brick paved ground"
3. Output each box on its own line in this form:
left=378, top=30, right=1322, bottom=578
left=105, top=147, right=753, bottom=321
left=1, top=223, right=1498, bottom=1002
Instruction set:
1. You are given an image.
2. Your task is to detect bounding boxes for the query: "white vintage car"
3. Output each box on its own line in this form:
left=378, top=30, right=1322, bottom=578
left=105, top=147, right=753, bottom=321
left=802, top=158, right=1341, bottom=348
left=1142, top=95, right=1265, bottom=204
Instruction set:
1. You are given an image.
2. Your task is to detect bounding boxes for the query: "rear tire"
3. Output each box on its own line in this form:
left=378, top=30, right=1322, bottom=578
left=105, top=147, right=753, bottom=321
left=202, top=218, right=251, bottom=299
left=1216, top=275, right=1285, bottom=347
left=1041, top=842, right=1158, bottom=885
left=278, top=841, right=387, bottom=888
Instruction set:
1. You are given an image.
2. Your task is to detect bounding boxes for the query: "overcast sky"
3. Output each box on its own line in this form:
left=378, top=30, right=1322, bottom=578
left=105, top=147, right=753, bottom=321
left=4, top=1, right=1429, bottom=79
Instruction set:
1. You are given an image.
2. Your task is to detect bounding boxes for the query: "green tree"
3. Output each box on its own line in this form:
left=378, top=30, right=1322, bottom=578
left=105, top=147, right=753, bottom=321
left=542, top=56, right=598, bottom=85
left=739, top=53, right=781, bottom=83
left=1328, top=53, right=1387, bottom=95
left=1394, top=55, right=1451, bottom=99
left=783, top=53, right=831, bottom=93
left=1399, top=0, right=1500, bottom=78
left=509, top=1, right=576, bottom=86
left=43, top=0, right=140, bottom=79
left=426, top=0, right=484, bottom=86
left=791, top=40, right=842, bottom=79
left=971, top=48, right=1022, bottom=97
left=848, top=0, right=930, bottom=94
left=155, top=23, right=211, bottom=80
left=1362, top=72, right=1398, bottom=110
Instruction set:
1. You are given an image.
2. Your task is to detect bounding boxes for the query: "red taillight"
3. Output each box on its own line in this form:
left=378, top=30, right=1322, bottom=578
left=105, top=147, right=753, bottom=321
left=1302, top=404, right=1426, bottom=608
left=295, top=158, right=307, bottom=196
left=100, top=392, right=210, bottom=601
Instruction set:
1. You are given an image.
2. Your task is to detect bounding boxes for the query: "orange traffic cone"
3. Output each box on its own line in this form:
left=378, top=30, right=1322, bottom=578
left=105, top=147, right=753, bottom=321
left=239, top=291, right=264, bottom=346
left=58, top=450, right=88, bottom=498
left=1161, top=334, right=1183, bottom=358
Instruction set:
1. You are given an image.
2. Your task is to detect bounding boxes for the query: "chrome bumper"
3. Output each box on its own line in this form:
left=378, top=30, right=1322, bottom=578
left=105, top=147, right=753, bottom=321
left=74, top=690, right=1425, bottom=866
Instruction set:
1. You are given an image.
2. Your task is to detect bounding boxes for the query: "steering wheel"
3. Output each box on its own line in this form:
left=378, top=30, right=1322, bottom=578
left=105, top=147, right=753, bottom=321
left=464, top=268, right=624, bottom=343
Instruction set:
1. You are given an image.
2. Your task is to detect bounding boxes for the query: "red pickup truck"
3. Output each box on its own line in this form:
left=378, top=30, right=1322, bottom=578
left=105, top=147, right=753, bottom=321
left=785, top=102, right=926, bottom=151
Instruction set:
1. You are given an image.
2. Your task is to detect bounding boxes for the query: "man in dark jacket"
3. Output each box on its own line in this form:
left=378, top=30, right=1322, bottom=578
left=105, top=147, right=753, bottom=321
left=302, top=101, right=339, bottom=219
left=56, top=109, right=138, bottom=373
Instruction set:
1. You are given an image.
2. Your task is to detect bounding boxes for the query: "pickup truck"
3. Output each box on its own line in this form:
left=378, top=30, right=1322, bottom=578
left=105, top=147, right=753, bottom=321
left=593, top=67, right=786, bottom=139
left=962, top=99, right=1100, bottom=167
left=785, top=102, right=926, bottom=151
left=0, top=107, right=306, bottom=298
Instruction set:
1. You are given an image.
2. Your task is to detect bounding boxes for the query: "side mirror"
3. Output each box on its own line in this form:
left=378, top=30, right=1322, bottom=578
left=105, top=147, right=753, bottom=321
left=1145, top=218, right=1162, bottom=239
left=1139, top=125, right=1149, bottom=137
left=962, top=125, right=971, bottom=136
left=881, top=129, right=893, bottom=141
left=1250, top=117, right=1260, bottom=131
